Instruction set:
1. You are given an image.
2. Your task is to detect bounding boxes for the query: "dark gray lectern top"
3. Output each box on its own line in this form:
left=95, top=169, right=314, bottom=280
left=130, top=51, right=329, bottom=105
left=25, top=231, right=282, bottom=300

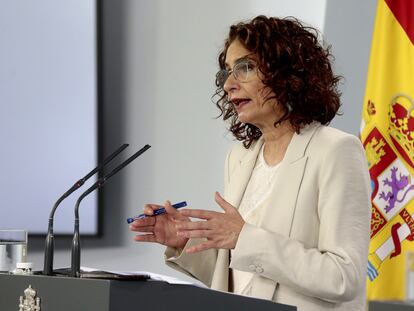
left=369, top=300, right=414, bottom=311
left=0, top=273, right=296, bottom=311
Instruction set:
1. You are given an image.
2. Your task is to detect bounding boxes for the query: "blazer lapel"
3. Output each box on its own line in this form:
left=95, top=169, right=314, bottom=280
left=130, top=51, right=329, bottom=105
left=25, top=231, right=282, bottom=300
left=284, top=122, right=321, bottom=164
left=257, top=122, right=321, bottom=236
left=225, top=139, right=264, bottom=208
left=249, top=123, right=321, bottom=300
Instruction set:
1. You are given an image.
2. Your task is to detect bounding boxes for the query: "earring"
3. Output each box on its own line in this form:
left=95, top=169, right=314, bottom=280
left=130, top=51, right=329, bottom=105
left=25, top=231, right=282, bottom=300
left=286, top=102, right=293, bottom=113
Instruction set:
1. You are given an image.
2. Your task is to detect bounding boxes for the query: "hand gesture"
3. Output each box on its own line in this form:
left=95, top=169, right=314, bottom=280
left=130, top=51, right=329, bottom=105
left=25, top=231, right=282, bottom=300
left=129, top=201, right=189, bottom=249
left=176, top=192, right=245, bottom=253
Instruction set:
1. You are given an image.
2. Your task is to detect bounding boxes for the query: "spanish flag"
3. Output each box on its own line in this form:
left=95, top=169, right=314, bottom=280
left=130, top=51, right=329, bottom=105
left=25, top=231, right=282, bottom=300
left=360, top=0, right=414, bottom=300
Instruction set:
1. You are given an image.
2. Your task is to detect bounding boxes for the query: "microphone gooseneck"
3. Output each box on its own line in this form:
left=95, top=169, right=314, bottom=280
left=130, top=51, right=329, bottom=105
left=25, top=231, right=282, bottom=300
left=71, top=183, right=100, bottom=277
left=71, top=144, right=151, bottom=277
left=43, top=143, right=129, bottom=276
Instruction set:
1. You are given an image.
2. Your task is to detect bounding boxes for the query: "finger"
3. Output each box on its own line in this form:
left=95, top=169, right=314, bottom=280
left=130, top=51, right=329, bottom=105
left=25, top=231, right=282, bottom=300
left=186, top=241, right=215, bottom=253
left=164, top=201, right=190, bottom=222
left=134, top=233, right=157, bottom=243
left=176, top=221, right=210, bottom=231
left=214, top=192, right=235, bottom=213
left=144, top=204, right=163, bottom=215
left=164, top=200, right=178, bottom=214
left=179, top=209, right=218, bottom=220
left=130, top=216, right=156, bottom=228
left=177, top=229, right=211, bottom=239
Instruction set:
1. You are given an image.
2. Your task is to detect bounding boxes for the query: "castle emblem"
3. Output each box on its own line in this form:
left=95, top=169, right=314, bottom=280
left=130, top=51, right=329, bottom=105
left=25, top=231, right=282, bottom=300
left=366, top=137, right=385, bottom=169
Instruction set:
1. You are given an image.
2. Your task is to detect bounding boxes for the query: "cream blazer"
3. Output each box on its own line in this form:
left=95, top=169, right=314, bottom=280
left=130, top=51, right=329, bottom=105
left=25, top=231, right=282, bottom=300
left=165, top=123, right=371, bottom=311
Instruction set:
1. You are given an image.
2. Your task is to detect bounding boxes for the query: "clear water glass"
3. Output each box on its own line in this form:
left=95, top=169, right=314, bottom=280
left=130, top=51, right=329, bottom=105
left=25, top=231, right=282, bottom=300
left=0, top=229, right=27, bottom=272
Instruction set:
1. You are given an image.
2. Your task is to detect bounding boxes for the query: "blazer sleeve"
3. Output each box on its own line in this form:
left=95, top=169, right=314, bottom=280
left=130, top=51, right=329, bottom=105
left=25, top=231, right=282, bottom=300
left=229, top=135, right=371, bottom=302
left=164, top=238, right=218, bottom=286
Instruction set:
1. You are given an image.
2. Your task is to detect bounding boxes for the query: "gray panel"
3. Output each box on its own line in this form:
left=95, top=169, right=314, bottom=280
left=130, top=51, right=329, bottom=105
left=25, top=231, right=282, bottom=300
left=369, top=300, right=414, bottom=311
left=0, top=0, right=98, bottom=234
left=324, top=0, right=377, bottom=135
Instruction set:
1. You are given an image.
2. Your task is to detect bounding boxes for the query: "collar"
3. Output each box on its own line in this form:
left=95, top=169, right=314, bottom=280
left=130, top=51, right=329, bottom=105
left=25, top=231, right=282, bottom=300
left=238, top=121, right=321, bottom=167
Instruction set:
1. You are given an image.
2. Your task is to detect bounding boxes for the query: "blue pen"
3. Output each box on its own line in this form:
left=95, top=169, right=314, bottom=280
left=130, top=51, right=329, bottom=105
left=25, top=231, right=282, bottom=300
left=127, top=201, right=187, bottom=224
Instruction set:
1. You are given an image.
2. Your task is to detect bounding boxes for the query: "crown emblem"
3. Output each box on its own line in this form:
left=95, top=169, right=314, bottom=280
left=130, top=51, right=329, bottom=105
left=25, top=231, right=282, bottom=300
left=388, top=93, right=414, bottom=168
left=19, top=285, right=41, bottom=311
left=24, top=286, right=36, bottom=298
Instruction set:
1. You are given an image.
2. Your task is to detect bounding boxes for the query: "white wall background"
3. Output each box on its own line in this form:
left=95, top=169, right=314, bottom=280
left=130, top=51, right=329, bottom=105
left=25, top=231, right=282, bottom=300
left=24, top=0, right=376, bottom=282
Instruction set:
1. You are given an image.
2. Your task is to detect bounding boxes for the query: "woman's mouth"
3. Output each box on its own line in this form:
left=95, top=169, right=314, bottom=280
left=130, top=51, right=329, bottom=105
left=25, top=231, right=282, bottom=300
left=231, top=98, right=251, bottom=111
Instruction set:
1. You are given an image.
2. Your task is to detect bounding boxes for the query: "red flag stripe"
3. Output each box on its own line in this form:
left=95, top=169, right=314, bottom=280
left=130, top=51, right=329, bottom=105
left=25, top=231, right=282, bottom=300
left=385, top=0, right=414, bottom=45
left=390, top=222, right=402, bottom=259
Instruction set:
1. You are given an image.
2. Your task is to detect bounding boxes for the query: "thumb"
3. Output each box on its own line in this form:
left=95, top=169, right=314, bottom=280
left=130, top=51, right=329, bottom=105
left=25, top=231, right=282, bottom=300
left=164, top=200, right=177, bottom=214
left=164, top=200, right=187, bottom=221
left=215, top=192, right=235, bottom=213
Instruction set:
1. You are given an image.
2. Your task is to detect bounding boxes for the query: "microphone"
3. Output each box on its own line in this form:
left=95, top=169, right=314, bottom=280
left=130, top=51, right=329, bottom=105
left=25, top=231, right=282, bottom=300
left=43, top=143, right=129, bottom=276
left=71, top=144, right=151, bottom=277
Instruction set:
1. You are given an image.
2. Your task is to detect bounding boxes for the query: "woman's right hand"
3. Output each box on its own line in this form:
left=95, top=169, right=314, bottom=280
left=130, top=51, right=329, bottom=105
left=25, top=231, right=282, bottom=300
left=129, top=200, right=189, bottom=249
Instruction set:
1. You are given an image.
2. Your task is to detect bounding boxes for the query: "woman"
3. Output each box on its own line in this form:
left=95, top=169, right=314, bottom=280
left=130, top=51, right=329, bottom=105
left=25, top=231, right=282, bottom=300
left=129, top=16, right=371, bottom=311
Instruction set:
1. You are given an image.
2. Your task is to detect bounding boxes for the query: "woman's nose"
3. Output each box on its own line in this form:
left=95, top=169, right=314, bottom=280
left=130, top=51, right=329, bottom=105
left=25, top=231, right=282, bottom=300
left=223, top=72, right=239, bottom=93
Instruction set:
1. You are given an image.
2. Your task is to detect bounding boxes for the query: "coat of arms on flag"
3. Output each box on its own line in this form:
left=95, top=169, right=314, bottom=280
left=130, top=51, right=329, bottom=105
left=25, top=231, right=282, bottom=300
left=360, top=0, right=414, bottom=300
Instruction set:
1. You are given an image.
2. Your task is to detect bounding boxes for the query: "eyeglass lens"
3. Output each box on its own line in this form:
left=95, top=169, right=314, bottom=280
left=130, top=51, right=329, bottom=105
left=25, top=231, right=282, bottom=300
left=216, top=61, right=254, bottom=89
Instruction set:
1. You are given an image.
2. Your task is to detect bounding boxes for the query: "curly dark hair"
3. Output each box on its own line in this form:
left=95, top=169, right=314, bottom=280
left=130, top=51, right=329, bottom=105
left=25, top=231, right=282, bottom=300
left=214, top=15, right=342, bottom=148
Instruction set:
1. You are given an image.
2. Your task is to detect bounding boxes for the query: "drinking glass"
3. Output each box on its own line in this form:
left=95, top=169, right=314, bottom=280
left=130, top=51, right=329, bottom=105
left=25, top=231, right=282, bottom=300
left=0, top=229, right=27, bottom=272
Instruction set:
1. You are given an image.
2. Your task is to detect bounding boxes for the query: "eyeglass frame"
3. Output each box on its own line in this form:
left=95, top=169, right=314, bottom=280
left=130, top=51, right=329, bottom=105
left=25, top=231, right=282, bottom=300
left=215, top=58, right=257, bottom=89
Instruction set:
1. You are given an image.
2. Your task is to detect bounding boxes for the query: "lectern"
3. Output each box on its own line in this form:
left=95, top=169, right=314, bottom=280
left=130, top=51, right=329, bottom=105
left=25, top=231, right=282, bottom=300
left=0, top=273, right=296, bottom=311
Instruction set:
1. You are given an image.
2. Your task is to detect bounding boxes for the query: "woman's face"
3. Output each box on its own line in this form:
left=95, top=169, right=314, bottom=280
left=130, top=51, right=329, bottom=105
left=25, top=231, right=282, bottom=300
left=223, top=40, right=280, bottom=128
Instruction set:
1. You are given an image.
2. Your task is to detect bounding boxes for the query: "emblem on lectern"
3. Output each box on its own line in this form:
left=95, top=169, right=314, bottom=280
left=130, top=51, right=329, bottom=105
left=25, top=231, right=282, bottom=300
left=18, top=285, right=41, bottom=311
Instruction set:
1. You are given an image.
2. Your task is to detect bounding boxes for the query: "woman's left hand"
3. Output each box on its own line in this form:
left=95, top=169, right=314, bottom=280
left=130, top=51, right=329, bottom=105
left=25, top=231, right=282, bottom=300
left=176, top=192, right=245, bottom=253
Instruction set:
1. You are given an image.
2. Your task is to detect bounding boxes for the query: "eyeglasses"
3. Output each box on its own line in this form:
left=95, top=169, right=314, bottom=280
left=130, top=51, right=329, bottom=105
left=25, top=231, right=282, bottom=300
left=216, top=59, right=257, bottom=89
